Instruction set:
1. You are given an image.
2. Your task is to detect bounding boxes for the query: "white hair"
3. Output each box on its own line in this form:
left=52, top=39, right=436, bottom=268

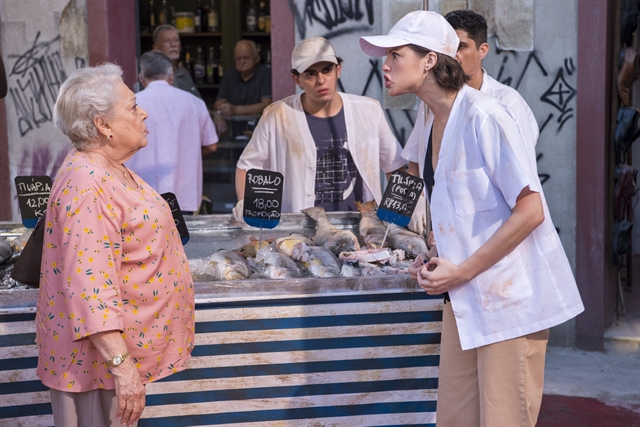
left=53, top=63, right=123, bottom=149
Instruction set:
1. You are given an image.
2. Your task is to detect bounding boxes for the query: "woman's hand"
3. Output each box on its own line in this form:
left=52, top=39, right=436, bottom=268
left=417, top=256, right=468, bottom=295
left=408, top=253, right=428, bottom=279
left=112, top=360, right=146, bottom=427
left=89, top=330, right=146, bottom=426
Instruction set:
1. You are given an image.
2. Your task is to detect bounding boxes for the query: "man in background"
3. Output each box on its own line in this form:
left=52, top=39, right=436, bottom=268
left=214, top=40, right=272, bottom=117
left=152, top=24, right=201, bottom=98
left=213, top=40, right=271, bottom=137
left=127, top=50, right=218, bottom=214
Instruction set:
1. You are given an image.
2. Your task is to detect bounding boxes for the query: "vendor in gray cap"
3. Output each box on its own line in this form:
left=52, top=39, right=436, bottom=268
left=233, top=36, right=405, bottom=219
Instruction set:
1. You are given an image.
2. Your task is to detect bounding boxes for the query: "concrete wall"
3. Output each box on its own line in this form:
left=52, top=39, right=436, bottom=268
left=482, top=0, right=578, bottom=274
left=0, top=0, right=89, bottom=221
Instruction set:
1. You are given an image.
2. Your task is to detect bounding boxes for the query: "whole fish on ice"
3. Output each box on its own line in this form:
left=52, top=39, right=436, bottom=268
left=291, top=242, right=341, bottom=278
left=256, top=245, right=302, bottom=279
left=209, top=250, right=251, bottom=281
left=386, top=223, right=427, bottom=258
left=354, top=201, right=389, bottom=249
left=301, top=206, right=360, bottom=255
left=274, top=234, right=313, bottom=257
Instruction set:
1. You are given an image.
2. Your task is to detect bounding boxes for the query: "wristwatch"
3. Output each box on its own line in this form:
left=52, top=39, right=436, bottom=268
left=107, top=350, right=130, bottom=367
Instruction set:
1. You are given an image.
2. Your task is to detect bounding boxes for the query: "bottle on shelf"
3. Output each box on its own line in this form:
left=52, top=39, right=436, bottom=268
left=205, top=47, right=215, bottom=84
left=246, top=0, right=258, bottom=32
left=184, top=45, right=194, bottom=79
left=212, top=47, right=220, bottom=84
left=170, top=6, right=176, bottom=27
left=208, top=0, right=219, bottom=32
left=158, top=0, right=167, bottom=25
left=194, top=46, right=205, bottom=85
left=217, top=45, right=225, bottom=82
left=266, top=49, right=271, bottom=68
left=149, top=0, right=156, bottom=32
left=194, top=0, right=204, bottom=32
left=258, top=1, right=266, bottom=32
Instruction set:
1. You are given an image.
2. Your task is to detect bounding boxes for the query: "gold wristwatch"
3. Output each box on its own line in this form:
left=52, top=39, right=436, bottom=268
left=107, top=350, right=130, bottom=367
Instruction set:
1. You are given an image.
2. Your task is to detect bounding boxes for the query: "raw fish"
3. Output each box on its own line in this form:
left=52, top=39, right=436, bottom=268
left=301, top=206, right=360, bottom=255
left=274, top=234, right=313, bottom=257
left=387, top=223, right=428, bottom=258
left=209, top=250, right=251, bottom=281
left=0, top=238, right=12, bottom=265
left=340, top=263, right=362, bottom=277
left=256, top=245, right=302, bottom=279
left=237, top=237, right=274, bottom=259
left=291, top=243, right=341, bottom=278
left=355, top=201, right=389, bottom=249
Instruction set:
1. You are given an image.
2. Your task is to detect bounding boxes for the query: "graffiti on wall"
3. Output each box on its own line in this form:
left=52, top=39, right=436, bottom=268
left=292, top=0, right=375, bottom=39
left=496, top=51, right=576, bottom=135
left=3, top=25, right=87, bottom=218
left=7, top=32, right=85, bottom=138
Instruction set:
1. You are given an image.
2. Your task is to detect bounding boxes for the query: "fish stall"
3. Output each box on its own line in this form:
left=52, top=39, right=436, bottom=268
left=1, top=211, right=442, bottom=427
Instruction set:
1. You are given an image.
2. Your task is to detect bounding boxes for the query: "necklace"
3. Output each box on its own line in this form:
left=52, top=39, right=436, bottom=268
left=81, top=150, right=129, bottom=179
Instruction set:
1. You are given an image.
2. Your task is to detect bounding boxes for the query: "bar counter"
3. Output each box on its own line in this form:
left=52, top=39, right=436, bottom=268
left=1, top=214, right=442, bottom=427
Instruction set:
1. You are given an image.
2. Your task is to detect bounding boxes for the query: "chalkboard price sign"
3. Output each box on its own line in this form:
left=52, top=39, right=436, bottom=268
left=377, top=171, right=424, bottom=227
left=243, top=168, right=284, bottom=229
left=14, top=176, right=52, bottom=228
left=161, top=192, right=190, bottom=246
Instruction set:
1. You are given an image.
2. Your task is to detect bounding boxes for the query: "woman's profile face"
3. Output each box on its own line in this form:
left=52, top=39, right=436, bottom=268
left=108, top=81, right=149, bottom=155
left=382, top=46, right=426, bottom=97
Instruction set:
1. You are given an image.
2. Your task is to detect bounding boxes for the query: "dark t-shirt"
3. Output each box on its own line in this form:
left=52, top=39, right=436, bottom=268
left=423, top=126, right=435, bottom=200
left=216, top=64, right=272, bottom=105
left=306, top=107, right=363, bottom=212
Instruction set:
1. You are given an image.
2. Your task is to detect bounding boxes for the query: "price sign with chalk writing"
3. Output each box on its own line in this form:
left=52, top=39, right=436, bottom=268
left=243, top=168, right=284, bottom=229
left=161, top=192, right=190, bottom=246
left=377, top=170, right=424, bottom=227
left=14, top=176, right=52, bottom=228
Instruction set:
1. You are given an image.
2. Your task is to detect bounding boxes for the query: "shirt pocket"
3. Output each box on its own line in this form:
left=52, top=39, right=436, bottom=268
left=447, top=167, right=498, bottom=217
left=474, top=249, right=533, bottom=312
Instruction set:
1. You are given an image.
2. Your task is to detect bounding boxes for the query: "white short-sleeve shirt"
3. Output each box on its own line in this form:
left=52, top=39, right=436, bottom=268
left=237, top=92, right=406, bottom=213
left=403, top=69, right=539, bottom=178
left=126, top=80, right=218, bottom=211
left=427, top=86, right=583, bottom=349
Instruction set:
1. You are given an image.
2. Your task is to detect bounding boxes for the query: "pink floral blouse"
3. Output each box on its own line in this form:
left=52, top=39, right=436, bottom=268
left=35, top=149, right=195, bottom=392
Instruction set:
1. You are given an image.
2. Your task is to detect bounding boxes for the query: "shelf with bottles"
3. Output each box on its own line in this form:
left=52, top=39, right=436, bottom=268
left=142, top=0, right=221, bottom=36
left=240, top=32, right=271, bottom=38
left=242, top=0, right=270, bottom=34
left=140, top=32, right=222, bottom=38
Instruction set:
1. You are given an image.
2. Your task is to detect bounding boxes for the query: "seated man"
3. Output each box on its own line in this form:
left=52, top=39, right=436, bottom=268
left=213, top=40, right=272, bottom=133
left=234, top=37, right=405, bottom=216
left=152, top=24, right=201, bottom=99
left=126, top=50, right=218, bottom=214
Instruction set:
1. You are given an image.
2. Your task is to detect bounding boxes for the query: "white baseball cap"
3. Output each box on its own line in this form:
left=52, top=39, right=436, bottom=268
left=359, top=11, right=459, bottom=58
left=291, top=37, right=339, bottom=73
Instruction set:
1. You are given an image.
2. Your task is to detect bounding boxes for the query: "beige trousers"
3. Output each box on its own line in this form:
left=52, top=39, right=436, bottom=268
left=436, top=302, right=549, bottom=427
left=50, top=388, right=136, bottom=427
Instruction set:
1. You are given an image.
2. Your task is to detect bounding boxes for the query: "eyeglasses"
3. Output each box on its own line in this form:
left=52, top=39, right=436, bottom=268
left=301, top=64, right=336, bottom=81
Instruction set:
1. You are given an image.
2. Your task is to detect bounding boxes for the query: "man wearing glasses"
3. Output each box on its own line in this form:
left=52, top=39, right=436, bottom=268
left=234, top=37, right=405, bottom=216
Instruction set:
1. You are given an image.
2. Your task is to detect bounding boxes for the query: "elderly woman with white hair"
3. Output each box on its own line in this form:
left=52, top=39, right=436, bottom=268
left=360, top=11, right=584, bottom=427
left=35, top=63, right=195, bottom=427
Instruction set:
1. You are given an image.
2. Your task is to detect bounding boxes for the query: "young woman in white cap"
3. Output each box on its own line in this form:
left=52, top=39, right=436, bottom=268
left=360, top=11, right=584, bottom=427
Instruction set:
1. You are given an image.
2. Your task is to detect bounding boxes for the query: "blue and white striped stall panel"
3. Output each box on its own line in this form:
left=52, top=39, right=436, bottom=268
left=0, top=292, right=442, bottom=427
